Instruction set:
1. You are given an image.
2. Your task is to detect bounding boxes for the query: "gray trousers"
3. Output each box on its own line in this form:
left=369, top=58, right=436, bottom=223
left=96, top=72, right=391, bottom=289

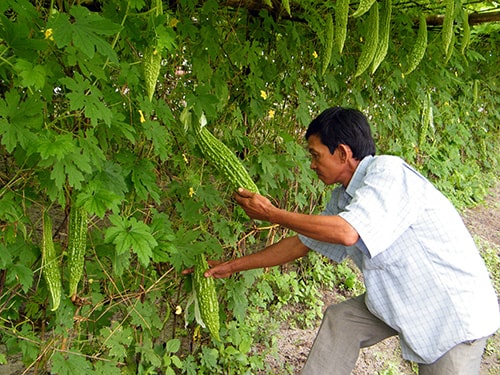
left=301, top=294, right=487, bottom=375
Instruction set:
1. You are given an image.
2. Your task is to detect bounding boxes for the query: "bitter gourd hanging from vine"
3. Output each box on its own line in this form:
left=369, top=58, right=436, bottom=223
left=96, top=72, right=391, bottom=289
left=404, top=13, right=427, bottom=75
left=194, top=123, right=259, bottom=193
left=193, top=253, right=220, bottom=341
left=335, top=0, right=350, bottom=54
left=354, top=3, right=379, bottom=77
left=321, top=13, right=335, bottom=75
left=371, top=0, right=392, bottom=74
left=42, top=210, right=62, bottom=311
left=67, top=199, right=88, bottom=301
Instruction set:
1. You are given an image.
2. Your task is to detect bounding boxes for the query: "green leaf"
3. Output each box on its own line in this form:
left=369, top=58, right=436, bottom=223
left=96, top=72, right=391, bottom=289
left=93, top=360, right=121, bottom=375
left=105, top=215, right=158, bottom=267
left=166, top=339, right=181, bottom=353
left=80, top=180, right=123, bottom=218
left=130, top=158, right=160, bottom=203
left=48, top=12, right=72, bottom=48
left=48, top=6, right=121, bottom=62
left=14, top=59, right=46, bottom=89
left=37, top=133, right=93, bottom=190
left=51, top=351, right=93, bottom=375
left=60, top=73, right=113, bottom=126
left=38, top=134, right=76, bottom=161
left=6, top=263, right=33, bottom=293
left=0, top=90, right=43, bottom=153
left=135, top=336, right=162, bottom=367
left=0, top=244, right=12, bottom=269
left=99, top=324, right=134, bottom=361
left=141, top=119, right=171, bottom=161
left=129, top=300, right=163, bottom=332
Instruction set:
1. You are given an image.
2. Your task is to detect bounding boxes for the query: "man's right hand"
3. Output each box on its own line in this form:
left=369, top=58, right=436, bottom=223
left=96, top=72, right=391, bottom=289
left=182, top=259, right=234, bottom=279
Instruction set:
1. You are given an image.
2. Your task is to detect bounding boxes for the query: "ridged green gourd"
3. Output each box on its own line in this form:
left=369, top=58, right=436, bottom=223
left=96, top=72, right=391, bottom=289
left=404, top=13, right=428, bottom=75
left=321, top=13, right=334, bottom=76
left=193, top=254, right=220, bottom=341
left=194, top=125, right=259, bottom=193
left=143, top=46, right=162, bottom=102
left=371, top=0, right=392, bottom=74
left=335, top=0, right=350, bottom=54
left=351, top=0, right=377, bottom=18
left=354, top=3, right=379, bottom=77
left=67, top=202, right=88, bottom=301
left=42, top=211, right=62, bottom=311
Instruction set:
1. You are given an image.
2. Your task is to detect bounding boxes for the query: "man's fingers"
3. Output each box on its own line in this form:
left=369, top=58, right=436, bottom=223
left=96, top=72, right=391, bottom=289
left=236, top=187, right=253, bottom=198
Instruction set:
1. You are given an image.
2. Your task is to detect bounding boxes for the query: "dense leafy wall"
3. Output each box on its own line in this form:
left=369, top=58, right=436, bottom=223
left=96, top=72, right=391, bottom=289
left=0, top=0, right=498, bottom=373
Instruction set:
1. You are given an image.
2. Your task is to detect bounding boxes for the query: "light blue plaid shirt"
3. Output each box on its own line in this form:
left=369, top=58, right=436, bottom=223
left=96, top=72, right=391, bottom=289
left=299, top=155, right=500, bottom=363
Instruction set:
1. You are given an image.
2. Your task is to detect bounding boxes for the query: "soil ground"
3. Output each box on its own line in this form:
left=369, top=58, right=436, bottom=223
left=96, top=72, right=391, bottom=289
left=265, top=183, right=500, bottom=375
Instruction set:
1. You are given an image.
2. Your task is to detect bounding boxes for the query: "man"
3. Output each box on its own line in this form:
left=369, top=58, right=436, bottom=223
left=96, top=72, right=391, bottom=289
left=199, top=107, right=500, bottom=374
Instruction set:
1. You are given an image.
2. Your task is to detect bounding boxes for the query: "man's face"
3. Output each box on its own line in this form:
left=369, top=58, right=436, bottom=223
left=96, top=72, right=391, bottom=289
left=307, top=134, right=345, bottom=185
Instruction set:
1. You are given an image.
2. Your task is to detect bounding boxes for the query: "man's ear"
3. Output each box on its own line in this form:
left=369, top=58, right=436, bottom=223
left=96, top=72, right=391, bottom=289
left=337, top=144, right=353, bottom=162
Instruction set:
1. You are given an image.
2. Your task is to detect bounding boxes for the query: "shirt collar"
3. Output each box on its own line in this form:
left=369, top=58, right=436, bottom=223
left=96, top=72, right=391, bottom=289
left=345, top=155, right=373, bottom=198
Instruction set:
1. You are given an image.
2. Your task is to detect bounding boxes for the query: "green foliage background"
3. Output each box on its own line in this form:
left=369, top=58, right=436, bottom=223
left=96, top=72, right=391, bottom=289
left=0, top=0, right=499, bottom=373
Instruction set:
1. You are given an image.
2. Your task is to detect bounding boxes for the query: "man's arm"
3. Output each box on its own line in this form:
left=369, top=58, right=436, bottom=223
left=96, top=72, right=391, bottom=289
left=199, top=235, right=310, bottom=278
left=234, top=188, right=359, bottom=246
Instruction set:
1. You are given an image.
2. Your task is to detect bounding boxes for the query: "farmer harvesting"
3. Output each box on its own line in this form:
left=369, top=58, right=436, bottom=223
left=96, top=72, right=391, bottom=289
left=198, top=107, right=500, bottom=374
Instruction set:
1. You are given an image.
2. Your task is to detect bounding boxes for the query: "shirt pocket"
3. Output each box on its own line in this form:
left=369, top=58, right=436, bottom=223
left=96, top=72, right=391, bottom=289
left=361, top=244, right=406, bottom=270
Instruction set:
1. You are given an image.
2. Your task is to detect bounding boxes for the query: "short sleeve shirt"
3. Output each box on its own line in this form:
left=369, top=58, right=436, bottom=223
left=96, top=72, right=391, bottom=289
left=299, top=155, right=500, bottom=363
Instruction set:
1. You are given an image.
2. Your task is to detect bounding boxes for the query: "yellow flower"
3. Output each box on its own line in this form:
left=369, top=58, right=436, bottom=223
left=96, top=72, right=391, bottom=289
left=175, top=305, right=182, bottom=315
left=43, top=28, right=54, bottom=41
left=268, top=109, right=275, bottom=119
left=169, top=18, right=180, bottom=28
left=182, top=153, right=189, bottom=164
left=260, top=90, right=267, bottom=100
left=138, top=109, right=146, bottom=123
left=189, top=187, right=195, bottom=197
left=312, top=51, right=318, bottom=59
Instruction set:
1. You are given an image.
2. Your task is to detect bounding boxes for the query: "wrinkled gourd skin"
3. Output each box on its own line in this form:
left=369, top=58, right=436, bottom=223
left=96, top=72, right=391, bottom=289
left=194, top=125, right=259, bottom=194
left=194, top=254, right=220, bottom=341
left=42, top=211, right=62, bottom=311
left=67, top=203, right=88, bottom=300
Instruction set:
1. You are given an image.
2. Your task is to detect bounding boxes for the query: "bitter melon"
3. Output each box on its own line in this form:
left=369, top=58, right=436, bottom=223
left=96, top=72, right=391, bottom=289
left=371, top=0, right=392, bottom=74
left=143, top=46, right=162, bottom=102
left=67, top=200, right=88, bottom=301
left=193, top=254, right=220, bottom=341
left=404, top=13, right=427, bottom=75
left=194, top=124, right=259, bottom=193
left=321, top=14, right=334, bottom=75
left=352, top=0, right=377, bottom=18
left=442, top=0, right=455, bottom=56
left=42, top=210, right=62, bottom=311
left=354, top=3, right=379, bottom=77
left=335, top=0, right=350, bottom=54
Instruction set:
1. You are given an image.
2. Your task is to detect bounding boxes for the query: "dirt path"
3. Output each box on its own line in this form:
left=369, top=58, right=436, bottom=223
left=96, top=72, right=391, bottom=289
left=267, top=183, right=500, bottom=375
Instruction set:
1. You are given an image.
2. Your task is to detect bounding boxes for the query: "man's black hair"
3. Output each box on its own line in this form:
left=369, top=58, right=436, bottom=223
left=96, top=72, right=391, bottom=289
left=305, top=107, right=376, bottom=160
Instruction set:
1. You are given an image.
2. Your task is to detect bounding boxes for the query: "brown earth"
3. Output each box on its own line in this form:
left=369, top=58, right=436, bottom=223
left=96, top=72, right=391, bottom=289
left=265, top=183, right=500, bottom=375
